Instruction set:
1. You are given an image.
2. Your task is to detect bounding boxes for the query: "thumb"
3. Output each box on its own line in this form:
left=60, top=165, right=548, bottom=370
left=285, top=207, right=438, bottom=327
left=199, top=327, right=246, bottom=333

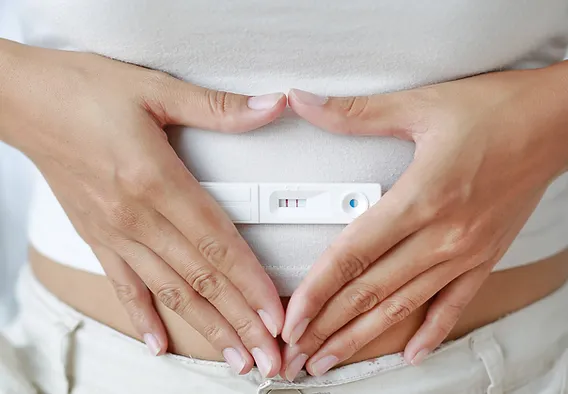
left=143, top=75, right=287, bottom=133
left=288, top=88, right=421, bottom=140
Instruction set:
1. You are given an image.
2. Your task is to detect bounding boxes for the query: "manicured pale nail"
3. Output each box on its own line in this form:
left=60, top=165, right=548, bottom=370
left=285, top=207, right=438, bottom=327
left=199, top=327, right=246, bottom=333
left=290, top=89, right=328, bottom=106
left=247, top=93, right=284, bottom=110
left=285, top=353, right=309, bottom=382
left=311, top=355, right=339, bottom=376
left=289, top=318, right=310, bottom=347
left=223, top=348, right=246, bottom=374
left=257, top=309, right=278, bottom=338
left=411, top=349, right=430, bottom=366
left=143, top=333, right=161, bottom=356
left=252, top=348, right=273, bottom=378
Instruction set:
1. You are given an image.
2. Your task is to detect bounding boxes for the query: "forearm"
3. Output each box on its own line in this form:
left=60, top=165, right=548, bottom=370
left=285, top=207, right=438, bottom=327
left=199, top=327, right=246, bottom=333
left=0, top=38, right=69, bottom=153
left=0, top=38, right=28, bottom=146
left=519, top=61, right=568, bottom=178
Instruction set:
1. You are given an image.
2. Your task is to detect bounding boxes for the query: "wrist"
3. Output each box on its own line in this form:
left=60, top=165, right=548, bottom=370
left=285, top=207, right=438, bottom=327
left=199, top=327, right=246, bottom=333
left=0, top=39, right=29, bottom=146
left=511, top=62, right=568, bottom=179
left=534, top=62, right=568, bottom=174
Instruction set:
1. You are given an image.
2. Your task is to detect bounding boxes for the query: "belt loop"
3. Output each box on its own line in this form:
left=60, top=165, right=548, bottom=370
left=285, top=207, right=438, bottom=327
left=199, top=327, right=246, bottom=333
left=470, top=328, right=505, bottom=394
left=54, top=318, right=82, bottom=394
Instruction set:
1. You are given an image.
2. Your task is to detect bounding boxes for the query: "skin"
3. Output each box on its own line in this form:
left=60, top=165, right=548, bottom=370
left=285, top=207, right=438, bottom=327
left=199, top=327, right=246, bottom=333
left=30, top=247, right=568, bottom=370
left=2, top=36, right=568, bottom=383
left=280, top=63, right=568, bottom=378
left=0, top=38, right=287, bottom=378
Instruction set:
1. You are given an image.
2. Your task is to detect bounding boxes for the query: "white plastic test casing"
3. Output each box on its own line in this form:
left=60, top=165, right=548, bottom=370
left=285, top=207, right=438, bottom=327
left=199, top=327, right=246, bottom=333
left=200, top=182, right=382, bottom=224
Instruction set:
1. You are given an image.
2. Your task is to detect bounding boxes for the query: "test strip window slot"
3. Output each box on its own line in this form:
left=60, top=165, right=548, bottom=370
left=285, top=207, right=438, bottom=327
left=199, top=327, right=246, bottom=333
left=200, top=182, right=381, bottom=224
left=278, top=198, right=307, bottom=208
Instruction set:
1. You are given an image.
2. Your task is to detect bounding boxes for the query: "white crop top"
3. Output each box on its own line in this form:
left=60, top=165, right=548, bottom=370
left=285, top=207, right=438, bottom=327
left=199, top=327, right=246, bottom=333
left=21, top=0, right=568, bottom=295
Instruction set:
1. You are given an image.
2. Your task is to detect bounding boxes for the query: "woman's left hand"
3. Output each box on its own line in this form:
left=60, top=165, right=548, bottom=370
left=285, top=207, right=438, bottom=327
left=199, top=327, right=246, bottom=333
left=280, top=64, right=568, bottom=380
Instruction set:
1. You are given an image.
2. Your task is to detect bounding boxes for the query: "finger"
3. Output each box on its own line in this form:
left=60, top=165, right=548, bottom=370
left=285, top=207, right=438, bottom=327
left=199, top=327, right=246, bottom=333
left=126, top=212, right=282, bottom=377
left=143, top=75, right=287, bottom=133
left=282, top=227, right=450, bottom=377
left=282, top=162, right=427, bottom=345
left=155, top=159, right=285, bottom=340
left=117, top=234, right=281, bottom=378
left=404, top=262, right=493, bottom=366
left=287, top=88, right=428, bottom=140
left=113, top=240, right=258, bottom=375
left=305, top=259, right=470, bottom=376
left=92, top=245, right=168, bottom=356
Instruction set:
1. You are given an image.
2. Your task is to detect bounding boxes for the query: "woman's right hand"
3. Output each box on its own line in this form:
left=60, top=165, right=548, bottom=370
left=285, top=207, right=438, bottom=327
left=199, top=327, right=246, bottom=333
left=0, top=39, right=286, bottom=377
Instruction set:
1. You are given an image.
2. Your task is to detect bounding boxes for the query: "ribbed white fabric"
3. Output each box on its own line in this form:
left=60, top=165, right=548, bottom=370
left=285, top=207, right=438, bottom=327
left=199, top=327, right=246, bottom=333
left=20, top=0, right=568, bottom=295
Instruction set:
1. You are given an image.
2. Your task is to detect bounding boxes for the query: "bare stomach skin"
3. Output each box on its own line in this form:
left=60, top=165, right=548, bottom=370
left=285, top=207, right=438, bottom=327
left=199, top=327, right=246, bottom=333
left=30, top=246, right=568, bottom=367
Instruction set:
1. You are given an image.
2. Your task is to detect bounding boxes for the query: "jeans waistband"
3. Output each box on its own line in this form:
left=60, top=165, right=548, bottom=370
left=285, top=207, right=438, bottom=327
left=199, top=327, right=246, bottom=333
left=13, top=265, right=568, bottom=394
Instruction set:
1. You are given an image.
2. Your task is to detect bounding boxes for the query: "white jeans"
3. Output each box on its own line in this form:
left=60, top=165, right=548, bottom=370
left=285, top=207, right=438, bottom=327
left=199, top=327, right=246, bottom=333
left=1, top=265, right=567, bottom=394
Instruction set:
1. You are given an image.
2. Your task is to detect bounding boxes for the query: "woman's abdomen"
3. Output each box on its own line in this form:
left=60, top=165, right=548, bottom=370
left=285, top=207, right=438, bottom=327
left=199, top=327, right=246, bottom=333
left=30, top=247, right=568, bottom=365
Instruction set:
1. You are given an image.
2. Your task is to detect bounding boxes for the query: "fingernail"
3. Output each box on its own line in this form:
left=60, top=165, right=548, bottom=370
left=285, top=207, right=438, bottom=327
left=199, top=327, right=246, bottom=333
left=289, top=318, right=310, bottom=347
left=247, top=93, right=284, bottom=110
left=285, top=353, right=309, bottom=382
left=223, top=348, right=247, bottom=374
left=143, top=333, right=161, bottom=356
left=411, top=349, right=430, bottom=366
left=252, top=348, right=273, bottom=378
left=290, top=89, right=328, bottom=106
left=257, top=309, right=278, bottom=338
left=311, top=355, right=339, bottom=376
